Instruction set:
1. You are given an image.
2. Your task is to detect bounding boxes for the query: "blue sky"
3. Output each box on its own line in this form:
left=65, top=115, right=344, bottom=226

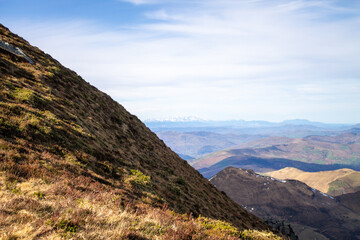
left=1, top=0, right=360, bottom=123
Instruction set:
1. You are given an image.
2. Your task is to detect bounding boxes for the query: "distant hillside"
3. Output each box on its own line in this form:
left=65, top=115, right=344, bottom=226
left=147, top=120, right=355, bottom=159
left=210, top=167, right=360, bottom=240
left=0, top=24, right=278, bottom=239
left=156, top=131, right=266, bottom=158
left=197, top=155, right=360, bottom=179
left=145, top=119, right=351, bottom=131
left=193, top=130, right=360, bottom=177
left=265, top=167, right=360, bottom=196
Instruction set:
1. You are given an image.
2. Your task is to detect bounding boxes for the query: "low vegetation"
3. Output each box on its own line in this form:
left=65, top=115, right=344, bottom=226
left=0, top=24, right=280, bottom=239
left=0, top=168, right=279, bottom=239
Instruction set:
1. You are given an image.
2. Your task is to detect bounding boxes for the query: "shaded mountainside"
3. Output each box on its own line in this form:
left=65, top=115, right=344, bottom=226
left=210, top=167, right=360, bottom=240
left=265, top=167, right=360, bottom=196
left=0, top=24, right=280, bottom=239
left=337, top=191, right=360, bottom=213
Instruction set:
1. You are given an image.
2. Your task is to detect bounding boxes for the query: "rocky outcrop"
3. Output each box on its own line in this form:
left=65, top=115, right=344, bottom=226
left=0, top=40, right=34, bottom=63
left=265, top=218, right=298, bottom=240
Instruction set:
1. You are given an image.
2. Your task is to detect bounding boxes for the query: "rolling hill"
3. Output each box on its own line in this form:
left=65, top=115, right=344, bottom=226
left=193, top=131, right=360, bottom=178
left=155, top=131, right=266, bottom=159
left=146, top=120, right=355, bottom=159
left=0, top=24, right=280, bottom=239
left=265, top=167, right=360, bottom=196
left=210, top=167, right=360, bottom=240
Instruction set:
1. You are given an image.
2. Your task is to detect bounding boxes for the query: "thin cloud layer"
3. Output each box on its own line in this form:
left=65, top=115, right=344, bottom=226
left=2, top=0, right=360, bottom=122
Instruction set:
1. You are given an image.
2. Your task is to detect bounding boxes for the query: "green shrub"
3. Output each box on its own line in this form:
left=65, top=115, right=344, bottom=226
left=239, top=229, right=282, bottom=240
left=168, top=184, right=181, bottom=196
left=5, top=180, right=21, bottom=194
left=175, top=177, right=187, bottom=186
left=56, top=218, right=79, bottom=233
left=33, top=191, right=45, bottom=199
left=198, top=216, right=238, bottom=236
left=12, top=88, right=34, bottom=103
left=129, top=169, right=152, bottom=189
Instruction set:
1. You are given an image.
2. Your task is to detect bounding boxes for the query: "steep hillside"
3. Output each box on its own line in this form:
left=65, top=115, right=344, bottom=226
left=210, top=167, right=360, bottom=240
left=0, top=24, right=279, bottom=239
left=266, top=167, right=360, bottom=196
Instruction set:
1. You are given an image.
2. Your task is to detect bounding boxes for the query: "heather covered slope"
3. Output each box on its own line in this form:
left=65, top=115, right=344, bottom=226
left=265, top=167, right=360, bottom=196
left=0, top=24, right=277, bottom=239
left=210, top=167, right=360, bottom=240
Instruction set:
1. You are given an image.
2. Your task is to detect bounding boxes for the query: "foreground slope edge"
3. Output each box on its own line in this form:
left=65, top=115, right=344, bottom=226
left=0, top=24, right=282, bottom=239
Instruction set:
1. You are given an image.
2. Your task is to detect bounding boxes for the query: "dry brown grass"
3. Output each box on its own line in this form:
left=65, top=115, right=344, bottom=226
left=0, top=171, right=280, bottom=240
left=265, top=167, right=360, bottom=196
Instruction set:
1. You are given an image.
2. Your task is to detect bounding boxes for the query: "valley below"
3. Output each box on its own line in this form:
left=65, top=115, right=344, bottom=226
left=149, top=120, right=360, bottom=239
left=210, top=167, right=360, bottom=240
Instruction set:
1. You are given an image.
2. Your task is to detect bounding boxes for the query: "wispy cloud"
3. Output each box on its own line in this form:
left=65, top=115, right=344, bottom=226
left=4, top=0, right=360, bottom=123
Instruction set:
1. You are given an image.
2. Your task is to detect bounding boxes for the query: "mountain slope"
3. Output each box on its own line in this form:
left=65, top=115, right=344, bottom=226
left=265, top=167, right=360, bottom=196
left=337, top=191, right=360, bottom=213
left=210, top=167, right=360, bottom=240
left=0, top=24, right=278, bottom=239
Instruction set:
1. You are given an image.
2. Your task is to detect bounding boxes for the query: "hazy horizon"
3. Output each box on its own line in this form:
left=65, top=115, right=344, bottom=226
left=1, top=0, right=359, bottom=123
left=143, top=116, right=358, bottom=125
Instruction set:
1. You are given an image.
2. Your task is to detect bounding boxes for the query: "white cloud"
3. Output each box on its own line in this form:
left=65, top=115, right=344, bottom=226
left=4, top=0, right=360, bottom=123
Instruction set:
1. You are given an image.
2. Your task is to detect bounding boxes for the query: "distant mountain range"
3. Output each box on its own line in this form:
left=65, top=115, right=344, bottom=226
left=193, top=129, right=360, bottom=178
left=145, top=118, right=353, bottom=131
left=145, top=119, right=358, bottom=160
left=210, top=167, right=360, bottom=240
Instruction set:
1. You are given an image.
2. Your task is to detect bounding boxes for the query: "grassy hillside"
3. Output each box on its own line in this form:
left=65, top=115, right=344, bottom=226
left=266, top=167, right=360, bottom=196
left=0, top=24, right=279, bottom=239
left=328, top=172, right=360, bottom=196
